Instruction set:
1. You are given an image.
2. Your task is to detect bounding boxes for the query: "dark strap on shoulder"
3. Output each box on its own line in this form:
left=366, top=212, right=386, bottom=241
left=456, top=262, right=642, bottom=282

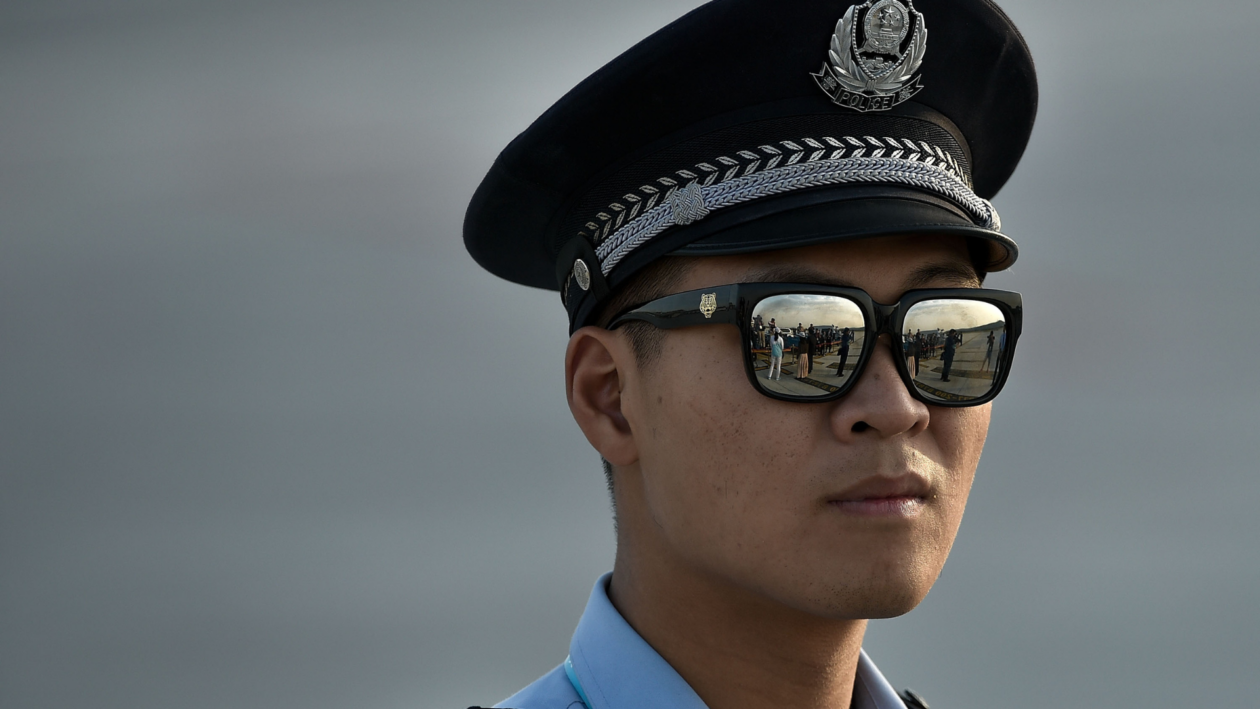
left=899, top=688, right=931, bottom=709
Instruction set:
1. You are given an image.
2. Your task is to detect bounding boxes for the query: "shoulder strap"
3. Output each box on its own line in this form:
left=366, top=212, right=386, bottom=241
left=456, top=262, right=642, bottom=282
left=898, top=688, right=931, bottom=709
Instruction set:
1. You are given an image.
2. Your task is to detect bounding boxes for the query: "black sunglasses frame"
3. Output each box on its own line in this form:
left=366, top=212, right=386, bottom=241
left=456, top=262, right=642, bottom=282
left=608, top=282, right=1023, bottom=407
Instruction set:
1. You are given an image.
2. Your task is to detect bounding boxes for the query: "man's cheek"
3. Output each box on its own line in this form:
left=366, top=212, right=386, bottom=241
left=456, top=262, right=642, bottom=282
left=957, top=405, right=991, bottom=456
left=930, top=407, right=989, bottom=468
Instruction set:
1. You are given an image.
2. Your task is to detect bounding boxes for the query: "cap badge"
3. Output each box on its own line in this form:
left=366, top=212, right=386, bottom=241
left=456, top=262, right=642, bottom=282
left=699, top=293, right=718, bottom=319
left=573, top=258, right=592, bottom=291
left=811, top=0, right=927, bottom=113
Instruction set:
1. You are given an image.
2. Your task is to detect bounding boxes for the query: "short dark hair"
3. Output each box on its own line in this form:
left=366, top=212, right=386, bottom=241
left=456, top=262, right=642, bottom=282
left=593, top=256, right=696, bottom=512
left=600, top=456, right=617, bottom=531
left=595, top=255, right=696, bottom=367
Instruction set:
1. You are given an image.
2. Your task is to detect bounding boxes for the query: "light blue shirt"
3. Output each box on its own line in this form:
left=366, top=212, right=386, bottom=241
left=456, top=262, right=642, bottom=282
left=496, top=573, right=909, bottom=709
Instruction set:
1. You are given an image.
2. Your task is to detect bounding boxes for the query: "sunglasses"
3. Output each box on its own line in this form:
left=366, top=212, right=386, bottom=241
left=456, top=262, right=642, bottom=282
left=609, top=283, right=1022, bottom=407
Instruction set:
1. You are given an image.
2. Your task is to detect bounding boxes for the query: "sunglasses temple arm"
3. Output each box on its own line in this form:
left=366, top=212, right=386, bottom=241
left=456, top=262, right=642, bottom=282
left=608, top=284, right=740, bottom=331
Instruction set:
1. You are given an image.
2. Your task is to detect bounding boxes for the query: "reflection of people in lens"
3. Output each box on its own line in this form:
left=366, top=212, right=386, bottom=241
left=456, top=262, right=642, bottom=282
left=914, top=331, right=925, bottom=376
left=904, top=330, right=919, bottom=377
left=808, top=326, right=820, bottom=376
left=836, top=327, right=853, bottom=378
left=796, top=325, right=812, bottom=379
left=998, top=329, right=1006, bottom=372
left=940, top=329, right=960, bottom=381
left=980, top=330, right=996, bottom=374
left=768, top=332, right=784, bottom=380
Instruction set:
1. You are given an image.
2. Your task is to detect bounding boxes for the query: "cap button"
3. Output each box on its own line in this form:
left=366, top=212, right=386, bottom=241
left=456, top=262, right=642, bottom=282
left=573, top=258, right=592, bottom=291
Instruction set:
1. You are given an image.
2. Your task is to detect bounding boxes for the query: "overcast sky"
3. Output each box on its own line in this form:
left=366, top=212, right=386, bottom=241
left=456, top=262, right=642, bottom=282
left=3, top=1, right=1259, bottom=708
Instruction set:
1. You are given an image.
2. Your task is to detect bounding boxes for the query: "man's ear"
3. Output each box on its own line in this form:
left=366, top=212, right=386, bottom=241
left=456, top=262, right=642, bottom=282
left=565, top=326, right=639, bottom=467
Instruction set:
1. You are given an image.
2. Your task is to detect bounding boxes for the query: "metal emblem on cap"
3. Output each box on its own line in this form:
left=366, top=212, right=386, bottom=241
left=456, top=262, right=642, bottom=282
left=811, top=0, right=927, bottom=113
left=573, top=258, right=592, bottom=291
left=699, top=293, right=717, bottom=319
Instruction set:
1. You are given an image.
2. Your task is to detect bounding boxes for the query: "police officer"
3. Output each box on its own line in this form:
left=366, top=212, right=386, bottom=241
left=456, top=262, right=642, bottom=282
left=464, top=0, right=1035, bottom=707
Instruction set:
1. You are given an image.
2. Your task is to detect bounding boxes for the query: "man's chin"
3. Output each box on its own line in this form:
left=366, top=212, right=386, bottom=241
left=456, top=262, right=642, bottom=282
left=780, top=576, right=934, bottom=620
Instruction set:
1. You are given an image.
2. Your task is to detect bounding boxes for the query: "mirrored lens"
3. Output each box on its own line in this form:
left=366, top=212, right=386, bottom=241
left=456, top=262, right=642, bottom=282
left=749, top=294, right=867, bottom=399
left=902, top=299, right=1007, bottom=404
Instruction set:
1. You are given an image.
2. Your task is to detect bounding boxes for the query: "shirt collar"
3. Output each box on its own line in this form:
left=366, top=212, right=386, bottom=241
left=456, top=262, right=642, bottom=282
left=568, top=573, right=906, bottom=709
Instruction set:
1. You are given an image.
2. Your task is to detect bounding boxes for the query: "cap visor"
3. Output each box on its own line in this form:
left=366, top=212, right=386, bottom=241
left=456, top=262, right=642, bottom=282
left=669, top=185, right=1017, bottom=271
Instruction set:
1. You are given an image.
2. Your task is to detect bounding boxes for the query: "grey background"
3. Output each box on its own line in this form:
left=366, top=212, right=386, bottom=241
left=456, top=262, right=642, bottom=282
left=2, top=1, right=1257, bottom=708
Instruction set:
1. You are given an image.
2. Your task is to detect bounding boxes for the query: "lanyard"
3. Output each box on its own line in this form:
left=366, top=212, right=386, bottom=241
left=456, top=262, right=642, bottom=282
left=563, top=655, right=593, bottom=708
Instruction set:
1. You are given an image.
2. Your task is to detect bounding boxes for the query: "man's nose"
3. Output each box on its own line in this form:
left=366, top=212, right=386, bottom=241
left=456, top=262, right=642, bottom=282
left=828, top=334, right=930, bottom=440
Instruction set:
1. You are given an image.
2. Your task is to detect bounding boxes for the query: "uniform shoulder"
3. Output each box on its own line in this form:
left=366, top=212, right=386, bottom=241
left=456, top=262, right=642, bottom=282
left=470, top=663, right=582, bottom=709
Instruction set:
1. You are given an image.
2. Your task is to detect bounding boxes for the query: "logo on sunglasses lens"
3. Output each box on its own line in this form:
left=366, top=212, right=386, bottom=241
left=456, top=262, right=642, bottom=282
left=699, top=293, right=717, bottom=318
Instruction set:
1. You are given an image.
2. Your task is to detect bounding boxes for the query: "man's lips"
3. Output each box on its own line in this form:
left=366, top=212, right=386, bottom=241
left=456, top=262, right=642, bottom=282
left=825, top=474, right=931, bottom=517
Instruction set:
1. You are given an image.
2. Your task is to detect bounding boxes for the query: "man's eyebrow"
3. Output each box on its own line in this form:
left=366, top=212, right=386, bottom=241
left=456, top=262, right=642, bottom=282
left=902, top=262, right=982, bottom=290
left=741, top=262, right=981, bottom=290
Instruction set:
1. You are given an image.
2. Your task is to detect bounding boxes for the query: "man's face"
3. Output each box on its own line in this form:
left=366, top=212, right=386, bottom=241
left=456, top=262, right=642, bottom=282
left=616, top=234, right=990, bottom=619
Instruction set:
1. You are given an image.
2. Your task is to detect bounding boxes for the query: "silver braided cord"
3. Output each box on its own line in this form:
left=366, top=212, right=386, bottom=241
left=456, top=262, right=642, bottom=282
left=579, top=136, right=969, bottom=247
left=595, top=154, right=999, bottom=276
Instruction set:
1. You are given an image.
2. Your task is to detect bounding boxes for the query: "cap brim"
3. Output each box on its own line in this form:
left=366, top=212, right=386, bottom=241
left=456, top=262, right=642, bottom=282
left=669, top=184, right=1016, bottom=272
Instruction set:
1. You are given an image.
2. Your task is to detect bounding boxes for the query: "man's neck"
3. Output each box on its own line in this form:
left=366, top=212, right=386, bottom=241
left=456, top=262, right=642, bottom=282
left=608, top=537, right=867, bottom=709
